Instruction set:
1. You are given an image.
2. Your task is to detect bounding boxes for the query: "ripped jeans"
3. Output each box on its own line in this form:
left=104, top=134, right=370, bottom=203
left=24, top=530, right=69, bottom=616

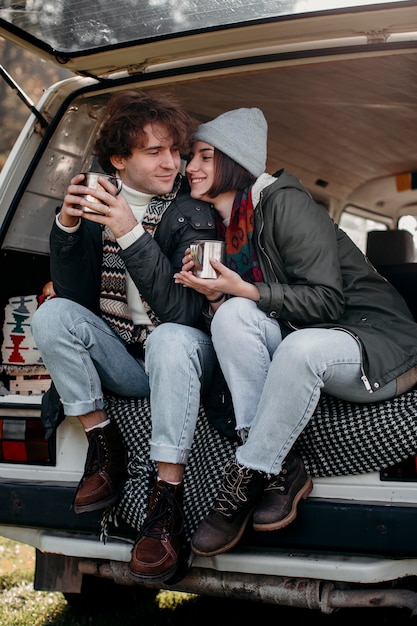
left=210, top=297, right=397, bottom=475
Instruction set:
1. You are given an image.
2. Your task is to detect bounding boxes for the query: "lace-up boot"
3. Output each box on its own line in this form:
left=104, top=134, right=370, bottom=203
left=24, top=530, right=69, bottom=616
left=252, top=449, right=313, bottom=531
left=129, top=480, right=189, bottom=584
left=73, top=421, right=127, bottom=514
left=191, top=459, right=266, bottom=557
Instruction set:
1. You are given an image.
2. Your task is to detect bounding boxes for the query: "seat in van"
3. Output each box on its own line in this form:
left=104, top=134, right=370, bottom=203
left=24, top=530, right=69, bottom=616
left=366, top=229, right=414, bottom=266
left=366, top=229, right=417, bottom=320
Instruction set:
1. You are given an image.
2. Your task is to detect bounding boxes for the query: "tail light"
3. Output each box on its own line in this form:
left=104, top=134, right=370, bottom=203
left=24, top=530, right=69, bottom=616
left=0, top=402, right=55, bottom=465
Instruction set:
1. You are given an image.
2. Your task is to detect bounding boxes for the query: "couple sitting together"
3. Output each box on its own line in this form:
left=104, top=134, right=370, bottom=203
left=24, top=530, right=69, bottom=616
left=32, top=89, right=417, bottom=584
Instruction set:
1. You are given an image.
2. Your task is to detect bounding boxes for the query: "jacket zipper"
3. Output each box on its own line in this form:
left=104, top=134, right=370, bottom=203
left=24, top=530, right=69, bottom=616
left=256, top=191, right=279, bottom=280
left=256, top=192, right=373, bottom=393
left=331, top=327, right=373, bottom=393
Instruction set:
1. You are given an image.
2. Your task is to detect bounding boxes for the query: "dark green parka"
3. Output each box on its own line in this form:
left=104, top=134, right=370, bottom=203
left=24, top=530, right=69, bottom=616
left=252, top=170, right=417, bottom=392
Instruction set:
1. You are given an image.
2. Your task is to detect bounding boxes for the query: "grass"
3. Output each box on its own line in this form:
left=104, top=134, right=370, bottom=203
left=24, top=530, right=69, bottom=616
left=0, top=536, right=202, bottom=625
left=0, top=538, right=65, bottom=625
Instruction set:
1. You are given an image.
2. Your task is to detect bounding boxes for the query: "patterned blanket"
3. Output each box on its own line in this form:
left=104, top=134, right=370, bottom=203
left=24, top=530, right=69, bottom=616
left=104, top=390, right=417, bottom=539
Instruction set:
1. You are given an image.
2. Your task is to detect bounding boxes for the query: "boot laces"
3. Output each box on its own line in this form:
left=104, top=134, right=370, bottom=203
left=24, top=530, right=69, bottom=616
left=83, top=432, right=108, bottom=477
left=139, top=487, right=184, bottom=540
left=265, top=462, right=289, bottom=493
left=213, top=461, right=255, bottom=518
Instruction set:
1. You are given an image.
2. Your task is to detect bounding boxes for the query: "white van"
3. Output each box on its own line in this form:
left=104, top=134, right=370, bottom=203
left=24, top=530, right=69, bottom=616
left=1, top=0, right=417, bottom=617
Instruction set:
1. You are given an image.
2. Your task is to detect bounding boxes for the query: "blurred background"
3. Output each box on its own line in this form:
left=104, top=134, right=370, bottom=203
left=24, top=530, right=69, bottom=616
left=0, top=37, right=73, bottom=169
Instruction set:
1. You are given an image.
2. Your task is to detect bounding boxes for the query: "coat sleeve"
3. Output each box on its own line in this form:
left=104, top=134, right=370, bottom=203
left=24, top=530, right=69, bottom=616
left=49, top=218, right=102, bottom=315
left=120, top=195, right=217, bottom=326
left=256, top=188, right=345, bottom=324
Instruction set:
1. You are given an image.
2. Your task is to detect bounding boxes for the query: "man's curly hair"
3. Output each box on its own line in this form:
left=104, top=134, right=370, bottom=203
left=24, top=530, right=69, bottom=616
left=94, top=90, right=196, bottom=173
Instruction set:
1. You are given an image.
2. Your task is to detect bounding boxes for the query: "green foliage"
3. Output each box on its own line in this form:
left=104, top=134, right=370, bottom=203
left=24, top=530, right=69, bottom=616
left=0, top=582, right=66, bottom=626
left=0, top=537, right=34, bottom=587
left=0, top=538, right=66, bottom=625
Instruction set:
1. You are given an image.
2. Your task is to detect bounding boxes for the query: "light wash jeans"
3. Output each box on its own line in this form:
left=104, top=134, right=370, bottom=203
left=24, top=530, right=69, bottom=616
left=31, top=298, right=216, bottom=465
left=210, top=297, right=397, bottom=476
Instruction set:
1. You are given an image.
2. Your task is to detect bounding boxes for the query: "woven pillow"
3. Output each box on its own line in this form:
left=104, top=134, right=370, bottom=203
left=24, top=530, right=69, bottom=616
left=1, top=295, right=44, bottom=371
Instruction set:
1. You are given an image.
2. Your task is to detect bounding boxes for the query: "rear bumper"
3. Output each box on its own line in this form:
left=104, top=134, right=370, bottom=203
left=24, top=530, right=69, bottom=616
left=1, top=478, right=417, bottom=561
left=1, top=521, right=417, bottom=586
left=0, top=478, right=102, bottom=533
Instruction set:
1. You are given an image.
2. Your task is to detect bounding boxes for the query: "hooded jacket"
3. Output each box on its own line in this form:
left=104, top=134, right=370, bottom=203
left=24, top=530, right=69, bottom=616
left=251, top=170, right=417, bottom=392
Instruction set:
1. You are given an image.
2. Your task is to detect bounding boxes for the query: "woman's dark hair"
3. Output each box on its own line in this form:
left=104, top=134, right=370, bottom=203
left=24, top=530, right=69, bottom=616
left=94, top=90, right=196, bottom=173
left=207, top=148, right=256, bottom=197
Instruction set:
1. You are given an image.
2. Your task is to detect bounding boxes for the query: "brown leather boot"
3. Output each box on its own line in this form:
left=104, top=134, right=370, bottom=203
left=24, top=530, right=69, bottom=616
left=191, top=459, right=266, bottom=557
left=252, top=450, right=313, bottom=531
left=129, top=479, right=189, bottom=584
left=73, top=420, right=127, bottom=514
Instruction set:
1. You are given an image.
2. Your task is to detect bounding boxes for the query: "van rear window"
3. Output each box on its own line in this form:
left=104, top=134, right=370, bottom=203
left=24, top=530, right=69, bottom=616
left=0, top=0, right=405, bottom=55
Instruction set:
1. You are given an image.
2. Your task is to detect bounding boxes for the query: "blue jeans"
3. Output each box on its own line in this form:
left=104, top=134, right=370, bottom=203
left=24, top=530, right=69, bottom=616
left=210, top=297, right=397, bottom=475
left=31, top=298, right=216, bottom=465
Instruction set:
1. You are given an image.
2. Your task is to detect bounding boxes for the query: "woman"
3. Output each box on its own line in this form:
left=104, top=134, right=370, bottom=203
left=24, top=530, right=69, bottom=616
left=174, top=107, right=417, bottom=558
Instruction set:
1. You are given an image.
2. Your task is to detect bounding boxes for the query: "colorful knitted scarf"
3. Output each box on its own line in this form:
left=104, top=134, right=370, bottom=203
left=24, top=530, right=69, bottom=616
left=216, top=186, right=263, bottom=283
left=100, top=175, right=181, bottom=347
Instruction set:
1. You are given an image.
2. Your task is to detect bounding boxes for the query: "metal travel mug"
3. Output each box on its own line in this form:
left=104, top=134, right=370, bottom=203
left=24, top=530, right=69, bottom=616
left=189, top=240, right=225, bottom=279
left=80, top=172, right=123, bottom=214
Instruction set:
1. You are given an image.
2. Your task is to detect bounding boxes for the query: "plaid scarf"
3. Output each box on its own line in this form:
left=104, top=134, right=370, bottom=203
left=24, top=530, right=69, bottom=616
left=100, top=175, right=181, bottom=347
left=216, top=186, right=263, bottom=283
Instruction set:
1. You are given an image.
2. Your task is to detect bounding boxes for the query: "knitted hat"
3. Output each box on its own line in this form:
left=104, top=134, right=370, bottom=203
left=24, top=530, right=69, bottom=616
left=193, top=108, right=267, bottom=177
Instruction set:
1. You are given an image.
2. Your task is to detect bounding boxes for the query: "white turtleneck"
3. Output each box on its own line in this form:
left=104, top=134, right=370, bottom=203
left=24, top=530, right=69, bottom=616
left=116, top=183, right=154, bottom=326
left=56, top=182, right=155, bottom=327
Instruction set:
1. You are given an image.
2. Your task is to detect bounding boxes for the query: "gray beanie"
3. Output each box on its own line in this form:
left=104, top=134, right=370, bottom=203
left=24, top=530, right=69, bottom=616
left=193, top=107, right=267, bottom=177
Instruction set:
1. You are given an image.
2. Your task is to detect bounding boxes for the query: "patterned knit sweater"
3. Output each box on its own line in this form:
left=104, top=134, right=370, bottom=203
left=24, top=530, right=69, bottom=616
left=99, top=179, right=180, bottom=348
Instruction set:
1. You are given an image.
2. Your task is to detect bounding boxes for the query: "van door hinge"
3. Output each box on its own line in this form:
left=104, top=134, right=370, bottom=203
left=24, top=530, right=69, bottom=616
left=0, top=63, right=49, bottom=129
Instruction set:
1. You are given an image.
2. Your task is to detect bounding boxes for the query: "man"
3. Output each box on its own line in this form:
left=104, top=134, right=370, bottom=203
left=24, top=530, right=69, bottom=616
left=31, top=90, right=217, bottom=583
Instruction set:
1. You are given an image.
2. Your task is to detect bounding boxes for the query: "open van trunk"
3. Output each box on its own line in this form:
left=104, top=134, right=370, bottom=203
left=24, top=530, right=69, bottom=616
left=1, top=0, right=417, bottom=616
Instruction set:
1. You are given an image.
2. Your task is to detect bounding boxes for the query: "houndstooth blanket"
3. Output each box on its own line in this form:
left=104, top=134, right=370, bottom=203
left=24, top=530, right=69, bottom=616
left=104, top=390, right=417, bottom=539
